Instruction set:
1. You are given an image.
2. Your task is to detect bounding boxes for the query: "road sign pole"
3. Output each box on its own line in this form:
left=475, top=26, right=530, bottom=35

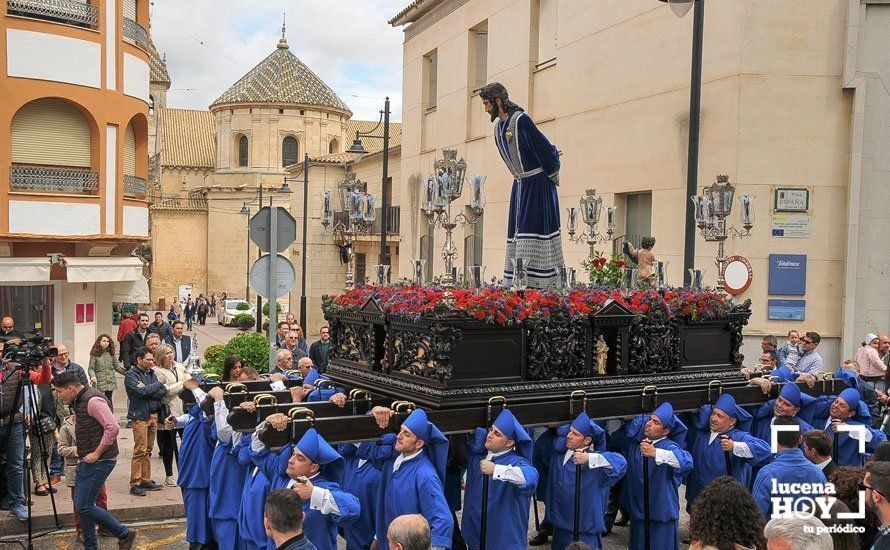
left=268, top=205, right=278, bottom=372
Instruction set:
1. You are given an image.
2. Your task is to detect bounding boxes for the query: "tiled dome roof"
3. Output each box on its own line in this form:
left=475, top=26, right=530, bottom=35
left=210, top=38, right=351, bottom=115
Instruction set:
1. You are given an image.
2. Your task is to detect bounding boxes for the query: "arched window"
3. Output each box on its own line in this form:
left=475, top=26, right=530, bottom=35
left=282, top=136, right=299, bottom=167
left=123, top=123, right=136, bottom=176
left=148, top=95, right=154, bottom=116
left=328, top=138, right=339, bottom=155
left=12, top=98, right=91, bottom=168
left=238, top=135, right=249, bottom=167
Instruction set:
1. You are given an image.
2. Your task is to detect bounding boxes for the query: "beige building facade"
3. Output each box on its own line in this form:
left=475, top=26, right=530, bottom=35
left=148, top=35, right=401, bottom=333
left=391, top=0, right=890, bottom=367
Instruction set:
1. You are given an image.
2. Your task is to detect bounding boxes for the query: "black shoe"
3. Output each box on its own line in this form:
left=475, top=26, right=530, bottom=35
left=119, top=529, right=137, bottom=549
left=129, top=486, right=146, bottom=496
left=528, top=531, right=550, bottom=546
left=139, top=481, right=162, bottom=491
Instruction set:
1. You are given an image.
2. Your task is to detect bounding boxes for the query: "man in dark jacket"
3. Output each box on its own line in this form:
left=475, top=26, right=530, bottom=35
left=148, top=312, right=172, bottom=341
left=308, top=326, right=331, bottom=374
left=122, top=313, right=150, bottom=367
left=164, top=321, right=191, bottom=364
left=263, top=489, right=316, bottom=550
left=123, top=347, right=167, bottom=496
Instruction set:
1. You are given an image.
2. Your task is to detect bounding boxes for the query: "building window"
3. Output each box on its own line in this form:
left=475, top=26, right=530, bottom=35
left=534, top=0, right=558, bottom=64
left=424, top=50, right=438, bottom=109
left=622, top=192, right=652, bottom=253
left=282, top=136, right=299, bottom=167
left=355, top=253, right=367, bottom=285
left=470, top=22, right=488, bottom=88
left=419, top=225, right=434, bottom=282
left=12, top=98, right=92, bottom=168
left=238, top=135, right=249, bottom=167
left=149, top=95, right=155, bottom=116
left=329, top=139, right=339, bottom=155
left=279, top=109, right=284, bottom=114
left=0, top=286, right=54, bottom=336
left=123, top=123, right=136, bottom=176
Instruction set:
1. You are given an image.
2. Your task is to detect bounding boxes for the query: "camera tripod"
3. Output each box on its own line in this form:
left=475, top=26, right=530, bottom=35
left=0, top=356, right=61, bottom=549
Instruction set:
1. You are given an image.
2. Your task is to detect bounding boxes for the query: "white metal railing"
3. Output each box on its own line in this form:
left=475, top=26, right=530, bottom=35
left=6, top=0, right=99, bottom=28
left=122, top=17, right=147, bottom=49
left=11, top=165, right=99, bottom=193
left=123, top=175, right=146, bottom=198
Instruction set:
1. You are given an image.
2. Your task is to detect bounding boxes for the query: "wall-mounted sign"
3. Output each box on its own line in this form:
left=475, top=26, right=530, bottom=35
left=76, top=303, right=95, bottom=324
left=771, top=214, right=811, bottom=238
left=723, top=255, right=753, bottom=296
left=775, top=188, right=809, bottom=212
left=768, top=299, right=806, bottom=320
left=769, top=254, right=806, bottom=295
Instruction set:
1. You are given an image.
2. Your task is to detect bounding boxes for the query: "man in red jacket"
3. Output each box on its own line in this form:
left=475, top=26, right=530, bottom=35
left=116, top=312, right=137, bottom=361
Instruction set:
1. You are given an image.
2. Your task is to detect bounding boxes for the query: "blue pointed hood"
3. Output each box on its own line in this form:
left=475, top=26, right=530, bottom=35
left=492, top=408, right=533, bottom=461
left=402, top=408, right=448, bottom=483
left=295, top=428, right=345, bottom=484
left=713, top=393, right=753, bottom=432
left=651, top=401, right=688, bottom=446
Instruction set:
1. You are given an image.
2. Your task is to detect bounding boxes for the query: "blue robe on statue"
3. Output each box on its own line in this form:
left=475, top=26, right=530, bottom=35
left=495, top=110, right=563, bottom=288
left=461, top=418, right=538, bottom=550
left=369, top=410, right=453, bottom=550
left=615, top=404, right=693, bottom=550
left=685, top=397, right=772, bottom=512
left=338, top=443, right=381, bottom=550
left=546, top=416, right=626, bottom=550
left=209, top=412, right=248, bottom=550
left=810, top=388, right=887, bottom=467
left=178, top=404, right=216, bottom=546
left=751, top=448, right=826, bottom=518
left=237, top=436, right=271, bottom=550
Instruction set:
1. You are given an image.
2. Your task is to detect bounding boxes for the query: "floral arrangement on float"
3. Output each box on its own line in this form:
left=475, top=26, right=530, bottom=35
left=322, top=284, right=733, bottom=326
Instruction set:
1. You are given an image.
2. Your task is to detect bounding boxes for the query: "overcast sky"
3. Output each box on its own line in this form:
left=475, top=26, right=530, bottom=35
left=150, top=0, right=406, bottom=121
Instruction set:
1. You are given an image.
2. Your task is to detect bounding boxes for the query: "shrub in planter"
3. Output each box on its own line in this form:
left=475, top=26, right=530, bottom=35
left=235, top=302, right=251, bottom=312
left=202, top=344, right=226, bottom=374
left=235, top=314, right=256, bottom=330
left=222, top=332, right=270, bottom=373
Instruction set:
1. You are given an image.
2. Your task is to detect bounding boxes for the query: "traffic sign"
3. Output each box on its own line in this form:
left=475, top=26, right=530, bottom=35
left=249, top=206, right=297, bottom=253
left=249, top=254, right=296, bottom=299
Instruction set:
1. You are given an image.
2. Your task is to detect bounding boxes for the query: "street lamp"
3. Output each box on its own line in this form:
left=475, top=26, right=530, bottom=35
left=345, top=97, right=392, bottom=272
left=242, top=182, right=292, bottom=332
left=321, top=172, right=377, bottom=289
left=566, top=189, right=618, bottom=260
left=692, top=174, right=754, bottom=291
left=657, top=0, right=703, bottom=286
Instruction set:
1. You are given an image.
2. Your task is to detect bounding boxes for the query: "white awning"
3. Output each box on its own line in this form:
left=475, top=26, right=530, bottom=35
left=112, top=277, right=150, bottom=303
left=65, top=256, right=143, bottom=283
left=0, top=257, right=52, bottom=282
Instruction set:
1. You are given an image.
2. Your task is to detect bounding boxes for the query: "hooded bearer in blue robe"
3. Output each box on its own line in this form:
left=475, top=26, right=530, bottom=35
left=479, top=82, right=563, bottom=288
left=614, top=402, right=693, bottom=550
left=811, top=387, right=887, bottom=466
left=461, top=408, right=538, bottom=550
left=748, top=383, right=816, bottom=487
left=685, top=393, right=771, bottom=512
left=545, top=413, right=626, bottom=550
left=369, top=407, right=453, bottom=550
left=338, top=442, right=381, bottom=550
left=236, top=432, right=271, bottom=550
left=251, top=417, right=360, bottom=550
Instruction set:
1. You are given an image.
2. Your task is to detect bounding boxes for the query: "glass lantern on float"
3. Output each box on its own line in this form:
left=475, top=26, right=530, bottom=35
left=691, top=174, right=755, bottom=292
left=320, top=171, right=376, bottom=290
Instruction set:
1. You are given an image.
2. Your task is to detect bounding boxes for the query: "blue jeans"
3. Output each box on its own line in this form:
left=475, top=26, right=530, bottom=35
left=75, top=460, right=128, bottom=550
left=50, top=441, right=63, bottom=477
left=0, top=423, right=25, bottom=509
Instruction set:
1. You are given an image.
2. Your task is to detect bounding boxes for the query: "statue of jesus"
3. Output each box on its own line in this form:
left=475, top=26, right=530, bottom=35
left=480, top=82, right=564, bottom=289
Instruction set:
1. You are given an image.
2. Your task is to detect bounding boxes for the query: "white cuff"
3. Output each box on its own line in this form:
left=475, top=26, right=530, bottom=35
left=492, top=464, right=527, bottom=485
left=250, top=422, right=267, bottom=452
left=732, top=441, right=753, bottom=458
left=654, top=448, right=681, bottom=468
left=270, top=381, right=286, bottom=392
left=309, top=486, right=341, bottom=515
left=847, top=426, right=874, bottom=443
left=587, top=452, right=614, bottom=469
left=191, top=387, right=207, bottom=404
left=174, top=413, right=191, bottom=429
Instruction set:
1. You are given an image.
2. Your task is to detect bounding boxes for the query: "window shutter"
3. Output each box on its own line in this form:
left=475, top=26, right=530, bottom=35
left=123, top=124, right=136, bottom=175
left=123, top=0, right=136, bottom=21
left=12, top=99, right=91, bottom=167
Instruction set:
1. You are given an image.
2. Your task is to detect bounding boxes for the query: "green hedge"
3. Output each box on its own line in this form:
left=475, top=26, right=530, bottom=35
left=202, top=344, right=227, bottom=374
left=201, top=332, right=270, bottom=374
left=235, top=314, right=256, bottom=330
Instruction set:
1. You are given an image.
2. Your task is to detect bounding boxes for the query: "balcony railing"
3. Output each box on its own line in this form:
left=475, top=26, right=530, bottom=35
left=6, top=0, right=99, bottom=28
left=332, top=206, right=400, bottom=235
left=123, top=175, right=146, bottom=198
left=122, top=17, right=147, bottom=50
left=11, top=165, right=99, bottom=194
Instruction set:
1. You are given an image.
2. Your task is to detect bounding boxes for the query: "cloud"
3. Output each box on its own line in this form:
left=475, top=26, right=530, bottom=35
left=150, top=0, right=405, bottom=121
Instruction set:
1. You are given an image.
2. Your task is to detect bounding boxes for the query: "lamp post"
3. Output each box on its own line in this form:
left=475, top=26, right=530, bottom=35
left=241, top=181, right=292, bottom=332
left=692, top=174, right=754, bottom=291
left=346, top=97, right=392, bottom=274
left=321, top=172, right=376, bottom=289
left=657, top=0, right=703, bottom=286
left=298, top=153, right=309, bottom=335
left=566, top=189, right=618, bottom=260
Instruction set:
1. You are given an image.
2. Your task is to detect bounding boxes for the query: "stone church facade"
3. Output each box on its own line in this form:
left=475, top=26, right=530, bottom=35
left=148, top=33, right=401, bottom=332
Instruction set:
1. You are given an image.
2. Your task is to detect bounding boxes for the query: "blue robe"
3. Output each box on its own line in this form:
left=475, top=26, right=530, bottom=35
left=545, top=427, right=625, bottom=550
left=751, top=448, right=826, bottom=517
left=178, top=405, right=215, bottom=546
left=495, top=110, right=563, bottom=288
left=811, top=397, right=887, bottom=466
left=369, top=433, right=454, bottom=550
left=616, top=415, right=693, bottom=550
left=258, top=442, right=361, bottom=550
left=209, top=423, right=248, bottom=550
left=338, top=443, right=381, bottom=550
left=685, top=405, right=772, bottom=512
left=748, top=404, right=815, bottom=488
left=237, top=436, right=271, bottom=550
left=533, top=428, right=556, bottom=504
left=461, top=428, right=538, bottom=550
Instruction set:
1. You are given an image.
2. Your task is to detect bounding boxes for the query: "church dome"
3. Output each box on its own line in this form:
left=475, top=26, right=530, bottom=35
left=209, top=37, right=352, bottom=117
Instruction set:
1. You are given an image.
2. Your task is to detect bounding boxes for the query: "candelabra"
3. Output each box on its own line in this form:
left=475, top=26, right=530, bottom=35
left=421, top=149, right=485, bottom=306
left=692, top=174, right=755, bottom=291
left=321, top=172, right=377, bottom=289
left=566, top=189, right=618, bottom=259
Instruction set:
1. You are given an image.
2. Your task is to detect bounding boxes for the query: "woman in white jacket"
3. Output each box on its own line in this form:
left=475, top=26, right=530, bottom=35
left=153, top=343, right=190, bottom=486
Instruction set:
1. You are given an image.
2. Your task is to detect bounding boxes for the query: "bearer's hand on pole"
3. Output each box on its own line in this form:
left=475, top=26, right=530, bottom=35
left=720, top=435, right=734, bottom=452
left=329, top=392, right=346, bottom=408
left=748, top=377, right=771, bottom=395
left=208, top=387, right=225, bottom=402
left=371, top=406, right=394, bottom=429
left=640, top=439, right=656, bottom=458
left=239, top=401, right=256, bottom=413
left=480, top=459, right=495, bottom=476
left=289, top=386, right=307, bottom=403
left=269, top=373, right=286, bottom=383
left=572, top=451, right=588, bottom=466
left=164, top=415, right=176, bottom=430
left=184, top=378, right=199, bottom=391
left=798, top=373, right=816, bottom=388
left=293, top=477, right=313, bottom=500
left=267, top=413, right=288, bottom=432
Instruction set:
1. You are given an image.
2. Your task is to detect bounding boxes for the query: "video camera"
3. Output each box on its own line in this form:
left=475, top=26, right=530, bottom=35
left=1, top=325, right=57, bottom=369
